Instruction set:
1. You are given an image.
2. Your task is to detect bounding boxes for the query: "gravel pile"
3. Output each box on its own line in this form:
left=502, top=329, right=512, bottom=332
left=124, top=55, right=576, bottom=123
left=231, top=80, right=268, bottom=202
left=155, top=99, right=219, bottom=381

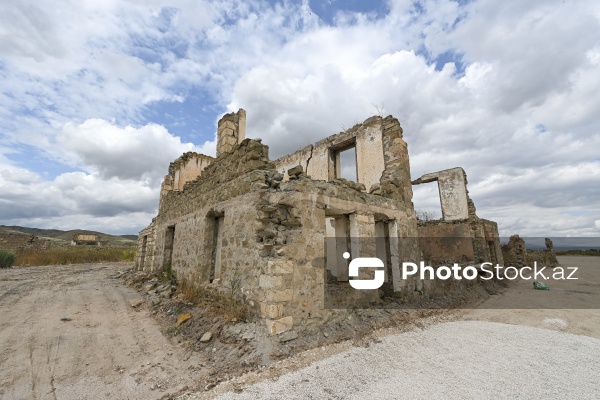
left=215, top=320, right=600, bottom=399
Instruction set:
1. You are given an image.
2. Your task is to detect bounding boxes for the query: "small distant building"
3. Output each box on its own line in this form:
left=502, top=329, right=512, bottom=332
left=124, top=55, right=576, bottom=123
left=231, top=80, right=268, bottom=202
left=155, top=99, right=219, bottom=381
left=71, top=233, right=100, bottom=246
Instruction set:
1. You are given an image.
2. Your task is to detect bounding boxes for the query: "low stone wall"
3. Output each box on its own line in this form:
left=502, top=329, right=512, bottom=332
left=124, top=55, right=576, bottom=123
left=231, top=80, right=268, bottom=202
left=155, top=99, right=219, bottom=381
left=502, top=234, right=527, bottom=268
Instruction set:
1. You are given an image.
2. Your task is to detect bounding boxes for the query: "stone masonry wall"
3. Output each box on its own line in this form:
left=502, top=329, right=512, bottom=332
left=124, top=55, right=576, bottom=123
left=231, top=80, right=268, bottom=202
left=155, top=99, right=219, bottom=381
left=502, top=234, right=527, bottom=268
left=135, top=219, right=156, bottom=272
left=273, top=117, right=386, bottom=186
left=143, top=134, right=426, bottom=333
left=169, top=152, right=214, bottom=191
left=412, top=167, right=469, bottom=221
left=216, top=109, right=246, bottom=157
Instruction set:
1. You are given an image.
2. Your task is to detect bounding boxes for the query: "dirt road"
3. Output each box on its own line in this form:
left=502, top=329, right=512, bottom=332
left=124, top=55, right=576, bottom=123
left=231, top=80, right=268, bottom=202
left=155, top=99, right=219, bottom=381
left=0, top=263, right=206, bottom=400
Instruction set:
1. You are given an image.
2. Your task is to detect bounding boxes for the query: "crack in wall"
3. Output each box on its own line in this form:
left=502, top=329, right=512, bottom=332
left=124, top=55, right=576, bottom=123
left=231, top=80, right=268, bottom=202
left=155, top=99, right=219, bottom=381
left=305, top=145, right=314, bottom=173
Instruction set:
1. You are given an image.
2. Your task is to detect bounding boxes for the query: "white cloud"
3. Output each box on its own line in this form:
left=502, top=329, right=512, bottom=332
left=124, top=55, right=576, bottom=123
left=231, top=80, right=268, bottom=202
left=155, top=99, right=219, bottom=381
left=0, top=168, right=159, bottom=233
left=1, top=0, right=599, bottom=236
left=57, top=119, right=207, bottom=183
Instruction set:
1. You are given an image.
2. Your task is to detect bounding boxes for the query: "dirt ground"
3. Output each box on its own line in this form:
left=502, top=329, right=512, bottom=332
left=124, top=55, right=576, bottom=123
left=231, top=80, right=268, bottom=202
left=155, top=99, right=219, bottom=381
left=461, top=255, right=600, bottom=338
left=0, top=263, right=209, bottom=400
left=0, top=256, right=598, bottom=399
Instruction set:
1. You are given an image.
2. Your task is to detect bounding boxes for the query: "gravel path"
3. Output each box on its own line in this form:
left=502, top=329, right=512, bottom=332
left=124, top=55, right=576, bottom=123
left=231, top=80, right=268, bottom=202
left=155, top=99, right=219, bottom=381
left=215, top=320, right=600, bottom=399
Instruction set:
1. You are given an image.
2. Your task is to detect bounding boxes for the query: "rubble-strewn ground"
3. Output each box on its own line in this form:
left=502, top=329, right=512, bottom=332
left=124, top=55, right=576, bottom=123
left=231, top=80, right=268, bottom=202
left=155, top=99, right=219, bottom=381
left=1, top=256, right=598, bottom=399
left=120, top=265, right=503, bottom=396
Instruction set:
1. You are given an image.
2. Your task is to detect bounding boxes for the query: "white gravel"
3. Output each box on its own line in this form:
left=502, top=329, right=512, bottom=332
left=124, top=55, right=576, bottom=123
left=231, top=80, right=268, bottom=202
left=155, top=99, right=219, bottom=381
left=215, top=321, right=600, bottom=399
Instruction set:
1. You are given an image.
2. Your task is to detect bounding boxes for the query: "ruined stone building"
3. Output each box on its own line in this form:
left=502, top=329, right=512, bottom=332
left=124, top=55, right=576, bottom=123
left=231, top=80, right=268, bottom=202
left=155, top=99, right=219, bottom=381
left=71, top=233, right=101, bottom=246
left=135, top=109, right=502, bottom=333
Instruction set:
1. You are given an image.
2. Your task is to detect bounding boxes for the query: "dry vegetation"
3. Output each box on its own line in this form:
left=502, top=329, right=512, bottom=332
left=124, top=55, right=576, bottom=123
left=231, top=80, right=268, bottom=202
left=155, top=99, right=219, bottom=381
left=176, top=278, right=253, bottom=322
left=12, top=246, right=135, bottom=266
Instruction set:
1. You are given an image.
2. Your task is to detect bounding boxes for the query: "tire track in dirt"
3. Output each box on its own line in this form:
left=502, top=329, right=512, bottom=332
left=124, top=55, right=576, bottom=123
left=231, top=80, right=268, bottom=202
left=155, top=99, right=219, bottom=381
left=0, top=263, right=209, bottom=400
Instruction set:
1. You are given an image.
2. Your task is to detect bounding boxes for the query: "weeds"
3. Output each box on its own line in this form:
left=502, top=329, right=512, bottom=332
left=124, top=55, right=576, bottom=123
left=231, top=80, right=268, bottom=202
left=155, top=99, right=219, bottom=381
left=177, top=279, right=252, bottom=322
left=13, top=246, right=135, bottom=266
left=162, top=261, right=174, bottom=282
left=0, top=249, right=17, bottom=268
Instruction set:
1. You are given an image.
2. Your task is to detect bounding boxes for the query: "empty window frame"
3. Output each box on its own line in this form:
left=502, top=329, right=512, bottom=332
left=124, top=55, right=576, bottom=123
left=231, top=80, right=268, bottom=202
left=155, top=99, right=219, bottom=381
left=330, top=139, right=358, bottom=182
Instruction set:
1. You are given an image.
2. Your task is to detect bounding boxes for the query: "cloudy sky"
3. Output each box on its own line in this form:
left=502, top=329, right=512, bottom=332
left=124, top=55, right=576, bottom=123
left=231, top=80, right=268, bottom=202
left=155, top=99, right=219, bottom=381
left=0, top=0, right=599, bottom=236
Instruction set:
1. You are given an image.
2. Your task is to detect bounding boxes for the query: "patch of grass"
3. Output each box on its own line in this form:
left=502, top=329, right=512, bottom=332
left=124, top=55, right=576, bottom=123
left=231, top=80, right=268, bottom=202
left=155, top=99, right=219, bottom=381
left=0, top=249, right=17, bottom=268
left=177, top=279, right=253, bottom=322
left=13, top=246, right=136, bottom=266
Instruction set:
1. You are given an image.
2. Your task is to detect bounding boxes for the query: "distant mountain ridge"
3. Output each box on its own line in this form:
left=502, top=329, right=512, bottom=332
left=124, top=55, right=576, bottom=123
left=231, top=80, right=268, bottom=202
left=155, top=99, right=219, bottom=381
left=0, top=225, right=138, bottom=245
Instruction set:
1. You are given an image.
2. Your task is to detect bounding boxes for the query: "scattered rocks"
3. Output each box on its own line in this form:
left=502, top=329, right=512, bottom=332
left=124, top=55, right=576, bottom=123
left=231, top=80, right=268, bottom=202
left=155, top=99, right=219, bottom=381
left=279, top=331, right=298, bottom=343
left=200, top=331, right=213, bottom=342
left=151, top=297, right=161, bottom=306
left=287, top=165, right=304, bottom=180
left=131, top=299, right=144, bottom=308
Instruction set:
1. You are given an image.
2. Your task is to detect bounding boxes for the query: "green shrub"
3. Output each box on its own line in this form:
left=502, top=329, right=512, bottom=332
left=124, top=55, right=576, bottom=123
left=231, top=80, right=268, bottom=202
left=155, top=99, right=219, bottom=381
left=0, top=249, right=17, bottom=268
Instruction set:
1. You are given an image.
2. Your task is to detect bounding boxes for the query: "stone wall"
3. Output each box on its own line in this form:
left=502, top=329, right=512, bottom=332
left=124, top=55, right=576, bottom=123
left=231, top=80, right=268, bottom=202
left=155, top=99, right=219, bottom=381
left=414, top=167, right=503, bottom=265
left=168, top=152, right=214, bottom=191
left=502, top=234, right=527, bottom=268
left=0, top=232, right=50, bottom=252
left=135, top=219, right=156, bottom=272
left=273, top=116, right=396, bottom=194
left=216, top=109, right=246, bottom=157
left=412, top=167, right=469, bottom=221
left=417, top=221, right=475, bottom=264
left=525, top=237, right=559, bottom=267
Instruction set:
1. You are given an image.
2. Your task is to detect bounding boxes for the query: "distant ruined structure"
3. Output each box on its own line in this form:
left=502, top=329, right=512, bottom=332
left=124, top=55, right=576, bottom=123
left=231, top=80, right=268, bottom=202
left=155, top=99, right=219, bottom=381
left=71, top=233, right=101, bottom=246
left=135, top=109, right=503, bottom=334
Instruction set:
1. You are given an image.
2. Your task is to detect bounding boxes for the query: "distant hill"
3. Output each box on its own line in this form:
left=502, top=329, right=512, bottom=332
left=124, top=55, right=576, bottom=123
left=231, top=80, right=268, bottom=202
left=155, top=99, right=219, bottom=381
left=0, top=225, right=138, bottom=246
left=119, top=235, right=139, bottom=241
